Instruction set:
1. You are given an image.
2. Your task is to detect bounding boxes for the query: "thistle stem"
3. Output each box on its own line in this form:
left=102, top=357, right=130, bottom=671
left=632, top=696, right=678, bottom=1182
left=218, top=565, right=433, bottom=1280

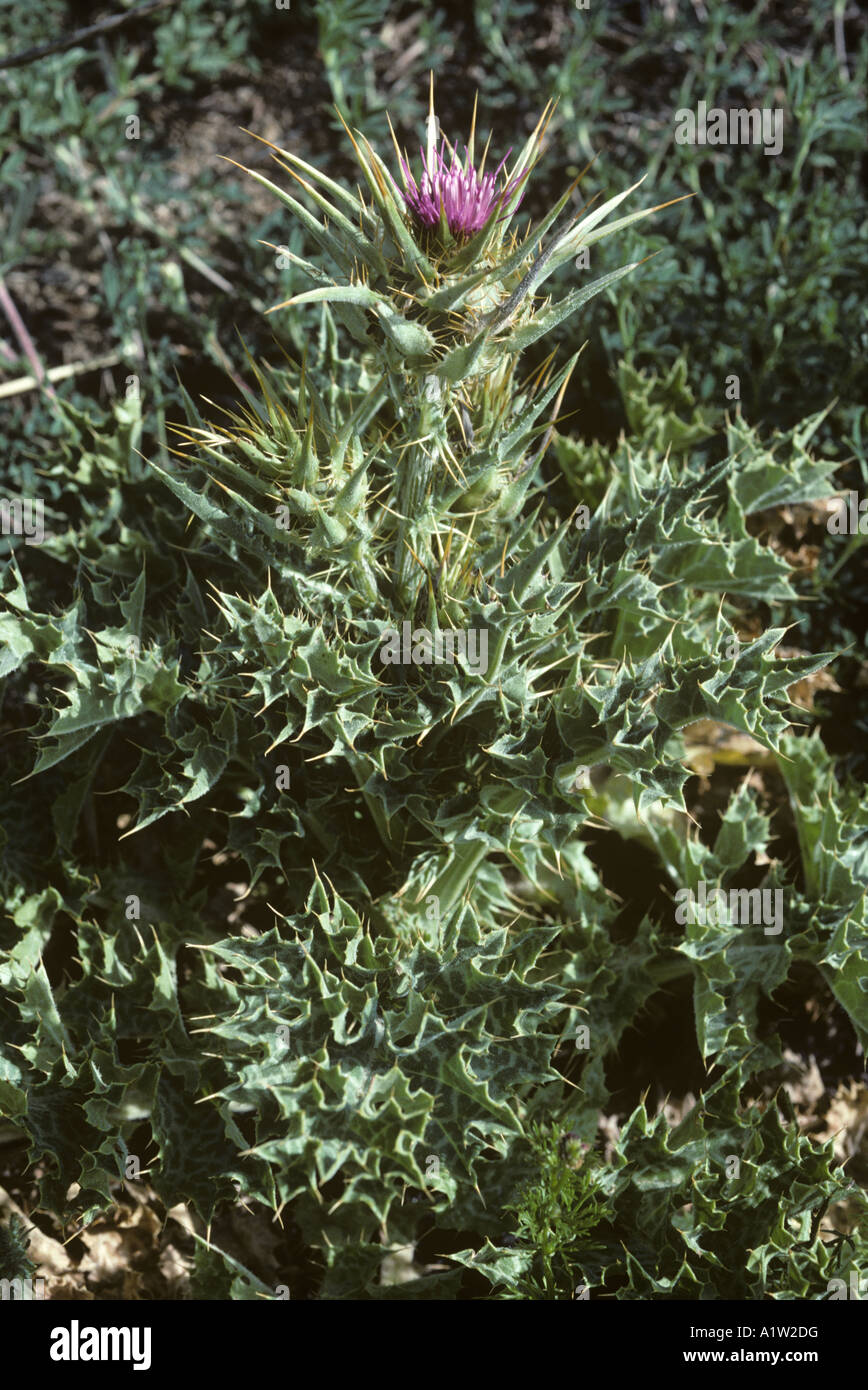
left=393, top=377, right=444, bottom=607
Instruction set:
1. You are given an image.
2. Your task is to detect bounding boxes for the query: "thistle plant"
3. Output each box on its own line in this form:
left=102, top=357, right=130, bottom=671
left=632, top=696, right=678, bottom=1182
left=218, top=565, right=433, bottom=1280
left=161, top=87, right=684, bottom=925
left=397, top=130, right=527, bottom=236
left=4, top=80, right=864, bottom=1299
left=195, top=82, right=678, bottom=615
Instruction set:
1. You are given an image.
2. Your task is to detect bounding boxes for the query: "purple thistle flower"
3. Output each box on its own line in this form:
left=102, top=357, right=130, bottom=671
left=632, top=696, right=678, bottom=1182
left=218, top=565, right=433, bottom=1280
left=398, top=138, right=526, bottom=239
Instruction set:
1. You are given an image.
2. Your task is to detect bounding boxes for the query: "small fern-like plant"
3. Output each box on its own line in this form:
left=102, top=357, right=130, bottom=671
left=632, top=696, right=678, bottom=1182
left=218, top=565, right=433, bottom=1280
left=0, top=1216, right=36, bottom=1282
left=502, top=1124, right=609, bottom=1300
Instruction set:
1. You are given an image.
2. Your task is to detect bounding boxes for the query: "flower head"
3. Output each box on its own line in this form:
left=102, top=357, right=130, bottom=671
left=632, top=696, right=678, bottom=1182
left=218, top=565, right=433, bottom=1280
left=398, top=138, right=525, bottom=239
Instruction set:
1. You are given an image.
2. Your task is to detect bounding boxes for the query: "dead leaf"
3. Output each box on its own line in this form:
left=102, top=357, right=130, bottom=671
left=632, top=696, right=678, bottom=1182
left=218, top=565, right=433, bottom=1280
left=816, top=1081, right=868, bottom=1166
left=683, top=719, right=776, bottom=773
